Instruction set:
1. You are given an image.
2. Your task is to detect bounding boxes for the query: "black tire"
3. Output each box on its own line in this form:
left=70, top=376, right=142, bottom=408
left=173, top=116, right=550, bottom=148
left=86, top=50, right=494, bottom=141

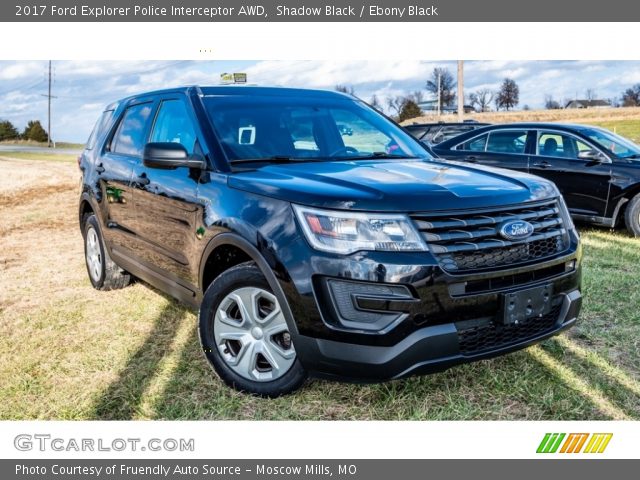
left=82, top=214, right=132, bottom=290
left=624, top=194, right=640, bottom=237
left=198, top=261, right=307, bottom=397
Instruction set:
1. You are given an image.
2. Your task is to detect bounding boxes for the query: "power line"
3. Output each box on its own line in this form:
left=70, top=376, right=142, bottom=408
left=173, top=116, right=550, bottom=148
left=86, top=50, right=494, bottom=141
left=40, top=61, right=57, bottom=148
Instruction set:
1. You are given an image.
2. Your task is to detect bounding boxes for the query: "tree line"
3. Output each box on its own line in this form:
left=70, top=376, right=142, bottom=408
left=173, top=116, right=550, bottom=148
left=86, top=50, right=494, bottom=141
left=0, top=119, right=49, bottom=142
left=337, top=67, right=640, bottom=121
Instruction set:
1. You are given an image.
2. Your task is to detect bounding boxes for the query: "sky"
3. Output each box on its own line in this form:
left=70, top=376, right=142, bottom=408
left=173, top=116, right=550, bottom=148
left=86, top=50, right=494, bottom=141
left=1, top=60, right=640, bottom=143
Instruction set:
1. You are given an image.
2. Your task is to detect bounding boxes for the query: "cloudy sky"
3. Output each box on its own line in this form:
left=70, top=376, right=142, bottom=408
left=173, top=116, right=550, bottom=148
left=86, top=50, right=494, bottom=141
left=1, top=60, right=639, bottom=143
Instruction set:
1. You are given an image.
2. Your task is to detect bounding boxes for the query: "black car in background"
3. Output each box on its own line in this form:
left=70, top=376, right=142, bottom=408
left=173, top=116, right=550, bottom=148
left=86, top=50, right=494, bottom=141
left=405, top=121, right=490, bottom=145
left=433, top=123, right=640, bottom=236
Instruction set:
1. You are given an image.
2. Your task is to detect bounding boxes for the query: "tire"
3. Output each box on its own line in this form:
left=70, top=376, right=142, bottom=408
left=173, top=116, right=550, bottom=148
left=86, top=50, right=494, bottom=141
left=624, top=194, right=640, bottom=237
left=198, top=261, right=307, bottom=397
left=82, top=214, right=132, bottom=290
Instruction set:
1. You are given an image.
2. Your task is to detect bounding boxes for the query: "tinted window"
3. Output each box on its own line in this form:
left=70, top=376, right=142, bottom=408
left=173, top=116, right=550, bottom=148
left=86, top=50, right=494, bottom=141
left=150, top=99, right=198, bottom=154
left=111, top=103, right=153, bottom=156
left=405, top=126, right=430, bottom=139
left=538, top=131, right=593, bottom=159
left=86, top=110, right=113, bottom=150
left=432, top=126, right=473, bottom=144
left=486, top=130, right=528, bottom=154
left=458, top=133, right=488, bottom=152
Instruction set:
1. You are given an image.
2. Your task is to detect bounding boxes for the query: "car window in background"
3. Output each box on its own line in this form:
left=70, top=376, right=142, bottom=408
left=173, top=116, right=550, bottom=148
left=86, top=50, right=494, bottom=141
left=430, top=126, right=474, bottom=144
left=405, top=126, right=429, bottom=139
left=486, top=130, right=528, bottom=154
left=581, top=127, right=640, bottom=158
left=457, top=133, right=488, bottom=151
left=86, top=110, right=113, bottom=150
left=538, top=131, right=592, bottom=159
left=111, top=103, right=153, bottom=156
left=150, top=99, right=197, bottom=154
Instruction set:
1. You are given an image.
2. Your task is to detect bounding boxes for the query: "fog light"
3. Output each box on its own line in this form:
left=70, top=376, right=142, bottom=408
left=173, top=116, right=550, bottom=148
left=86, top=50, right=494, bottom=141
left=565, top=260, right=576, bottom=272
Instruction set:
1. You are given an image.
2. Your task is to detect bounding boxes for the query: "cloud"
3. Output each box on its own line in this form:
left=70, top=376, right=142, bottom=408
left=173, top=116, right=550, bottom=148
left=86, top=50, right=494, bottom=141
left=1, top=60, right=640, bottom=142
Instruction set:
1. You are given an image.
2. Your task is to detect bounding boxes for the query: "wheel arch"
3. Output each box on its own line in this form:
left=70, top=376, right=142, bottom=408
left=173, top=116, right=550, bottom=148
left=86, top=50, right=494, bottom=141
left=198, top=233, right=299, bottom=335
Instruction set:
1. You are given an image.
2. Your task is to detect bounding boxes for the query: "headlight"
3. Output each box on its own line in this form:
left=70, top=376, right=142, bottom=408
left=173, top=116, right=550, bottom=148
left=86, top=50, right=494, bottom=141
left=556, top=195, right=576, bottom=232
left=292, top=205, right=427, bottom=254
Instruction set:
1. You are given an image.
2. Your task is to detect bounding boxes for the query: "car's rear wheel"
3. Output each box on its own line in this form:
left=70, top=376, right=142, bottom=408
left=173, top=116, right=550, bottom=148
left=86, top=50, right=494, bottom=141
left=198, top=262, right=306, bottom=397
left=624, top=194, right=640, bottom=237
left=82, top=214, right=132, bottom=290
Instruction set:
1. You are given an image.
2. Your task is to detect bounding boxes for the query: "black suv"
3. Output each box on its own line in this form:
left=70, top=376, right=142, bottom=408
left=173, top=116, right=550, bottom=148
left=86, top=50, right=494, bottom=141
left=79, top=86, right=582, bottom=396
left=433, top=122, right=640, bottom=236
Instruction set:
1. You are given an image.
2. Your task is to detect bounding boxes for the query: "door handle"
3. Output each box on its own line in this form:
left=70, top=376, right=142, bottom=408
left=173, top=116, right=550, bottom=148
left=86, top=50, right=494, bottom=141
left=532, top=161, right=552, bottom=169
left=95, top=163, right=105, bottom=174
left=465, top=156, right=478, bottom=163
left=136, top=173, right=150, bottom=186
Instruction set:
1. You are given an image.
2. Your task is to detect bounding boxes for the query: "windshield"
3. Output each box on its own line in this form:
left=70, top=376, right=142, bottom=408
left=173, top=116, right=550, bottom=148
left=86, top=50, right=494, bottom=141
left=203, top=93, right=430, bottom=164
left=580, top=127, right=640, bottom=158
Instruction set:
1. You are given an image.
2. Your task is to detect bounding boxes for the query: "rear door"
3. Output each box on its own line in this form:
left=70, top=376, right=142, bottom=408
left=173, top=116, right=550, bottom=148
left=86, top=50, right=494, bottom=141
left=130, top=94, right=204, bottom=288
left=529, top=129, right=612, bottom=217
left=97, top=100, right=154, bottom=254
left=445, top=128, right=533, bottom=172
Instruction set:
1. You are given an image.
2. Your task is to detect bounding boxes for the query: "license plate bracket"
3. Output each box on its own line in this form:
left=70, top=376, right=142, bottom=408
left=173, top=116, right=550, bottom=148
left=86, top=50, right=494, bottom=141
left=501, top=284, right=553, bottom=325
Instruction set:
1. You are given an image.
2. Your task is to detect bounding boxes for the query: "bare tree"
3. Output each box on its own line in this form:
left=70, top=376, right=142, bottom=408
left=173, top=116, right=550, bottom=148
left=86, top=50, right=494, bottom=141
left=544, top=94, right=561, bottom=110
left=425, top=67, right=456, bottom=107
left=335, top=84, right=355, bottom=96
left=469, top=89, right=494, bottom=112
left=407, top=90, right=424, bottom=104
left=368, top=94, right=383, bottom=112
left=621, top=84, right=640, bottom=106
left=386, top=96, right=406, bottom=117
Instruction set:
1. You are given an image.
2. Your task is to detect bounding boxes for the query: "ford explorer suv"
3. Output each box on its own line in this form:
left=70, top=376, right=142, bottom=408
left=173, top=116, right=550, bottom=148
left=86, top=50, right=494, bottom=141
left=79, top=86, right=582, bottom=397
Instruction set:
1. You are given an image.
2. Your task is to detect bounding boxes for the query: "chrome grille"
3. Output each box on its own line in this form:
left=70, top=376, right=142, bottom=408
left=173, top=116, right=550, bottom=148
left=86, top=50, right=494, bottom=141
left=411, top=199, right=569, bottom=272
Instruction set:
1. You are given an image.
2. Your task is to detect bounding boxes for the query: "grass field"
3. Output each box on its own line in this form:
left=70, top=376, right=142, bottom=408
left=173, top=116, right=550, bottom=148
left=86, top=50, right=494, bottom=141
left=1, top=118, right=639, bottom=420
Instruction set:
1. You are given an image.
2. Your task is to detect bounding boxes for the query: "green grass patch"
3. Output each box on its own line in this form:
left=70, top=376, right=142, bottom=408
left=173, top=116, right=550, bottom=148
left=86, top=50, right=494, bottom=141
left=0, top=151, right=77, bottom=163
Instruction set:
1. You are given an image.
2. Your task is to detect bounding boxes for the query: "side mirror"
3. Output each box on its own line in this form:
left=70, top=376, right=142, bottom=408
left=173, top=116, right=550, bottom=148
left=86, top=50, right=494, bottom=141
left=578, top=149, right=607, bottom=163
left=143, top=142, right=206, bottom=169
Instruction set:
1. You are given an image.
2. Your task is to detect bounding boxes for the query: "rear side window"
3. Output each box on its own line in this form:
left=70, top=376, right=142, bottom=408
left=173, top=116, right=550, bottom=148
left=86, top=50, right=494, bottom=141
left=150, top=99, right=198, bottom=154
left=111, top=103, right=153, bottom=156
left=85, top=110, right=113, bottom=150
left=457, top=133, right=488, bottom=152
left=486, top=130, right=528, bottom=154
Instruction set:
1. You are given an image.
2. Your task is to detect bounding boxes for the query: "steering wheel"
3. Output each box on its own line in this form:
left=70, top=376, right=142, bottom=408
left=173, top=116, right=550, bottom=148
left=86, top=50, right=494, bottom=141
left=328, top=146, right=359, bottom=158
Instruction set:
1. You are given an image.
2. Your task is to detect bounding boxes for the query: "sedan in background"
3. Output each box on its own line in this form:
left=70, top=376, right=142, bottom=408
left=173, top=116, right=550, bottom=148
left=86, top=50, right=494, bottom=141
left=433, top=123, right=640, bottom=236
left=405, top=121, right=489, bottom=145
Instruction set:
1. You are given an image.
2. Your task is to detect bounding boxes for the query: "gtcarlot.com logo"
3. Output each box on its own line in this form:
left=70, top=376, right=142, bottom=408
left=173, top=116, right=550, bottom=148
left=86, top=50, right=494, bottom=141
left=536, top=433, right=613, bottom=454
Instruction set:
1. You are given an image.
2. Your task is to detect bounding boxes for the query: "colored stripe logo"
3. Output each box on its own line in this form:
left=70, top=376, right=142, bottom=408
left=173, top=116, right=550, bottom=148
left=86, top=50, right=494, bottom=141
left=537, top=433, right=612, bottom=453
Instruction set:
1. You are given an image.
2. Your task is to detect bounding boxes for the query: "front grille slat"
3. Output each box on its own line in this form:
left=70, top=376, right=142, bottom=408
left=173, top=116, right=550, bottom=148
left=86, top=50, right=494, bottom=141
left=412, top=199, right=569, bottom=272
left=457, top=306, right=561, bottom=356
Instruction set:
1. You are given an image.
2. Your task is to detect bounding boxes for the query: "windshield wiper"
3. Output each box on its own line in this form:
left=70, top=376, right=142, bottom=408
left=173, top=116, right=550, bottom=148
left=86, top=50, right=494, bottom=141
left=338, top=152, right=420, bottom=160
left=229, top=156, right=314, bottom=165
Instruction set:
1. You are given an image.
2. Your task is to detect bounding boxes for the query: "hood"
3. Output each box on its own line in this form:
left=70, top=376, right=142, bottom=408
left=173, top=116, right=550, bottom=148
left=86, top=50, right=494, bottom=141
left=227, top=159, right=558, bottom=212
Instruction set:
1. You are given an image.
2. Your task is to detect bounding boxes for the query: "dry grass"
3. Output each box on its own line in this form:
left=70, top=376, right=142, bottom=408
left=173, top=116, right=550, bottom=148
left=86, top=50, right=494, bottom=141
left=0, top=154, right=639, bottom=420
left=403, top=106, right=640, bottom=125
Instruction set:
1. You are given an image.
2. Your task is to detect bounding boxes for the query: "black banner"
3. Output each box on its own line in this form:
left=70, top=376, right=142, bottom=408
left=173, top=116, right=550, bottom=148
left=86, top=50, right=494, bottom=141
left=4, top=459, right=640, bottom=480
left=5, top=0, right=640, bottom=22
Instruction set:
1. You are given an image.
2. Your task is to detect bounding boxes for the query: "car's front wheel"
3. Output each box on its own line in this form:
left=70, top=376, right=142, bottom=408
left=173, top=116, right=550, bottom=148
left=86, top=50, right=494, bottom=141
left=198, top=262, right=307, bottom=397
left=624, top=194, right=640, bottom=237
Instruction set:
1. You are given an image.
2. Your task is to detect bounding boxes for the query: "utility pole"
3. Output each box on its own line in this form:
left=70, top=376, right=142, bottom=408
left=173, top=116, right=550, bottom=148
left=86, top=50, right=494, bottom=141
left=457, top=60, right=464, bottom=121
left=41, top=60, right=57, bottom=148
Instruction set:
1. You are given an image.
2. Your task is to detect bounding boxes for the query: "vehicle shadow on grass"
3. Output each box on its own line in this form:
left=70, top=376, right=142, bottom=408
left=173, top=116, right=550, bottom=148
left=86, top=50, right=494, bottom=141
left=91, top=290, right=193, bottom=420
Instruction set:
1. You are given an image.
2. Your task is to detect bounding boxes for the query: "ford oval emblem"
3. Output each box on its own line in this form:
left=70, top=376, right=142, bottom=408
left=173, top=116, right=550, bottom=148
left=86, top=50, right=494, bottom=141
left=499, top=220, right=534, bottom=241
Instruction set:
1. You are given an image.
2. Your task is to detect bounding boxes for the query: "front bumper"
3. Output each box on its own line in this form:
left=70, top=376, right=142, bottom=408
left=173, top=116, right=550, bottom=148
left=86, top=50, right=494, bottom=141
left=296, top=289, right=581, bottom=381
